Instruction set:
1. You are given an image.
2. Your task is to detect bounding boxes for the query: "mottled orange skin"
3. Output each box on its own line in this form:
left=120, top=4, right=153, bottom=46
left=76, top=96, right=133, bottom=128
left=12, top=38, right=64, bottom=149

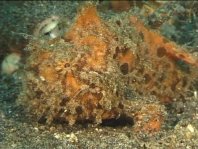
left=23, top=5, right=123, bottom=126
left=128, top=16, right=198, bottom=104
left=130, top=16, right=198, bottom=67
left=19, top=4, right=198, bottom=134
left=65, top=6, right=112, bottom=71
left=63, top=5, right=121, bottom=124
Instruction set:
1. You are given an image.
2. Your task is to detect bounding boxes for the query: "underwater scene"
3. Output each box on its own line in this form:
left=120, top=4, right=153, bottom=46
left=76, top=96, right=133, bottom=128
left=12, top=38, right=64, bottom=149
left=0, top=1, right=198, bottom=148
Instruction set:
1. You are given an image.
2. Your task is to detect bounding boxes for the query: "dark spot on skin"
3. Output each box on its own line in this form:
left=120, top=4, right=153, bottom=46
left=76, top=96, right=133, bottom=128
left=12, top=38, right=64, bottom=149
left=97, top=104, right=102, bottom=109
left=76, top=106, right=83, bottom=114
left=64, top=63, right=70, bottom=68
left=113, top=47, right=121, bottom=59
left=64, top=37, right=72, bottom=42
left=171, top=83, right=176, bottom=91
left=182, top=77, right=188, bottom=87
left=115, top=90, right=119, bottom=97
left=158, top=74, right=165, bottom=82
left=35, top=90, right=43, bottom=98
left=118, top=102, right=124, bottom=109
left=38, top=115, right=47, bottom=124
left=122, top=47, right=129, bottom=54
left=116, top=20, right=121, bottom=26
left=157, top=47, right=167, bottom=57
left=139, top=32, right=144, bottom=40
left=60, top=95, right=69, bottom=106
left=113, top=54, right=117, bottom=59
left=116, top=46, right=120, bottom=53
left=138, top=67, right=144, bottom=74
left=120, top=63, right=129, bottom=75
left=151, top=91, right=157, bottom=95
left=144, top=73, right=151, bottom=84
left=114, top=37, right=119, bottom=41
left=44, top=31, right=50, bottom=36
left=90, top=83, right=96, bottom=88
left=171, top=78, right=180, bottom=91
